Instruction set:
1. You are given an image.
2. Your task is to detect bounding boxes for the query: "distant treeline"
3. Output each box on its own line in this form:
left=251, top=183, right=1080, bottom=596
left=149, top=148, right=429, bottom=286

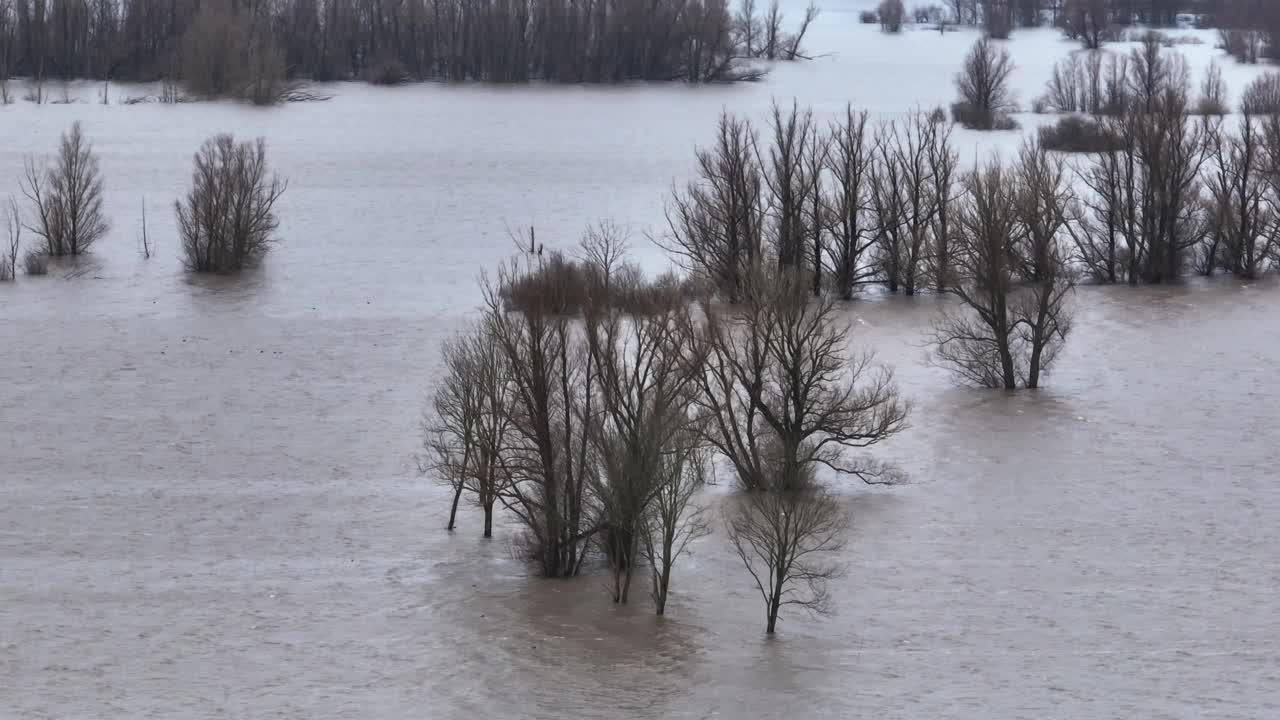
left=0, top=0, right=817, bottom=94
left=873, top=2, right=1279, bottom=56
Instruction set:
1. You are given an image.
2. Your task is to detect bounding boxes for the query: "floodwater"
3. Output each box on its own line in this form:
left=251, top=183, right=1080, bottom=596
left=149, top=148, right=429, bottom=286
left=3, top=9, right=1280, bottom=719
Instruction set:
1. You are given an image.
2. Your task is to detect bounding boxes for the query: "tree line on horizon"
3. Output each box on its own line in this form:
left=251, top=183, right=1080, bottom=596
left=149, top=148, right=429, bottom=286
left=870, top=0, right=1280, bottom=56
left=0, top=0, right=818, bottom=103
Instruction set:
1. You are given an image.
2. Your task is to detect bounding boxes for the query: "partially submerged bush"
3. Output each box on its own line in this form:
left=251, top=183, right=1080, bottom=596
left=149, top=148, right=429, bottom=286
left=951, top=102, right=1019, bottom=130
left=954, top=37, right=1017, bottom=130
left=1219, top=28, right=1265, bottom=64
left=1195, top=62, right=1229, bottom=117
left=367, top=59, right=410, bottom=86
left=499, top=247, right=702, bottom=317
left=878, top=0, right=905, bottom=33
left=1240, top=72, right=1280, bottom=115
left=23, top=251, right=48, bottom=276
left=176, top=135, right=287, bottom=273
left=19, top=122, right=110, bottom=257
left=1038, top=115, right=1122, bottom=153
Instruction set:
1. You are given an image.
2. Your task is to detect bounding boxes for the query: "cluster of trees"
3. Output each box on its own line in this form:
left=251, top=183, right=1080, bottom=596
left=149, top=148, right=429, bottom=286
left=0, top=0, right=818, bottom=98
left=427, top=96, right=1095, bottom=632
left=426, top=234, right=908, bottom=631
left=870, top=0, right=1280, bottom=54
left=661, top=103, right=959, bottom=301
left=872, top=1, right=1191, bottom=39
left=4, top=122, right=286, bottom=276
left=1038, top=34, right=1280, bottom=281
left=1210, top=1, right=1280, bottom=63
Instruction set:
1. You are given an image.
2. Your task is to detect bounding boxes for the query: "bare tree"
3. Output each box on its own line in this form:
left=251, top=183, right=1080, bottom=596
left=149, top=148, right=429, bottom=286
left=661, top=112, right=763, bottom=302
left=726, top=481, right=847, bottom=634
left=928, top=119, right=959, bottom=291
left=1204, top=116, right=1279, bottom=279
left=641, top=428, right=711, bottom=615
left=760, top=102, right=820, bottom=270
left=931, top=151, right=1073, bottom=389
left=425, top=328, right=485, bottom=533
left=952, top=36, right=1017, bottom=130
left=425, top=318, right=514, bottom=537
left=177, top=135, right=287, bottom=273
left=870, top=113, right=944, bottom=295
left=583, top=228, right=704, bottom=603
left=483, top=251, right=600, bottom=577
left=694, top=269, right=908, bottom=492
left=20, top=122, right=109, bottom=257
left=139, top=197, right=151, bottom=259
left=783, top=3, right=819, bottom=61
left=2, top=196, right=19, bottom=281
left=879, top=0, right=906, bottom=32
left=763, top=0, right=783, bottom=59
left=825, top=106, right=878, bottom=299
left=1061, top=0, right=1112, bottom=49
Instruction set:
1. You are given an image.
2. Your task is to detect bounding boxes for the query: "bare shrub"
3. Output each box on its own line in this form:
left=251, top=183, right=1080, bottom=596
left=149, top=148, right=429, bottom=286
left=23, top=250, right=48, bottom=276
left=953, top=36, right=1017, bottom=130
left=498, top=248, right=593, bottom=315
left=1196, top=61, right=1229, bottom=117
left=726, top=482, right=847, bottom=634
left=1044, top=55, right=1084, bottom=113
left=859, top=10, right=878, bottom=24
left=367, top=59, right=410, bottom=86
left=879, top=0, right=906, bottom=32
left=1219, top=29, right=1265, bottom=64
left=1038, top=115, right=1123, bottom=153
left=177, top=135, right=287, bottom=273
left=1240, top=73, right=1280, bottom=116
left=19, top=122, right=110, bottom=257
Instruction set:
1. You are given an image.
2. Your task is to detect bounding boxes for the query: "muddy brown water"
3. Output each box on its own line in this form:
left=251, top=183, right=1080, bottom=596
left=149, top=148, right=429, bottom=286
left=3, top=30, right=1280, bottom=717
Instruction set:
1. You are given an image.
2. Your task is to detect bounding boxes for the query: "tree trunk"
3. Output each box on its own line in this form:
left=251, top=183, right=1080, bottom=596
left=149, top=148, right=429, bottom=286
left=482, top=499, right=494, bottom=538
left=447, top=483, right=463, bottom=531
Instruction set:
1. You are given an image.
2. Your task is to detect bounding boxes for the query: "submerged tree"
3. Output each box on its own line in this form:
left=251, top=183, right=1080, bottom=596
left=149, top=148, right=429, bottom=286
left=425, top=318, right=514, bottom=537
left=825, top=106, right=878, bottom=300
left=952, top=36, right=1017, bottom=130
left=176, top=134, right=287, bottom=273
left=583, top=228, right=705, bottom=602
left=930, top=147, right=1073, bottom=390
left=641, top=428, right=712, bottom=615
left=20, top=122, right=109, bottom=257
left=726, top=477, right=847, bottom=634
left=694, top=269, right=908, bottom=492
left=662, top=112, right=764, bottom=302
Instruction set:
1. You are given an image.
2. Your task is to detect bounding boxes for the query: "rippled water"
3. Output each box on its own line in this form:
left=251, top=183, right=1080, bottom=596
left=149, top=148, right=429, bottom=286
left=3, top=12, right=1280, bottom=719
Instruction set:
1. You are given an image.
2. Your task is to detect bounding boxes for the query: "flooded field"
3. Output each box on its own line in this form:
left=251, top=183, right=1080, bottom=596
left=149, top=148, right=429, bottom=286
left=2, top=8, right=1279, bottom=719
